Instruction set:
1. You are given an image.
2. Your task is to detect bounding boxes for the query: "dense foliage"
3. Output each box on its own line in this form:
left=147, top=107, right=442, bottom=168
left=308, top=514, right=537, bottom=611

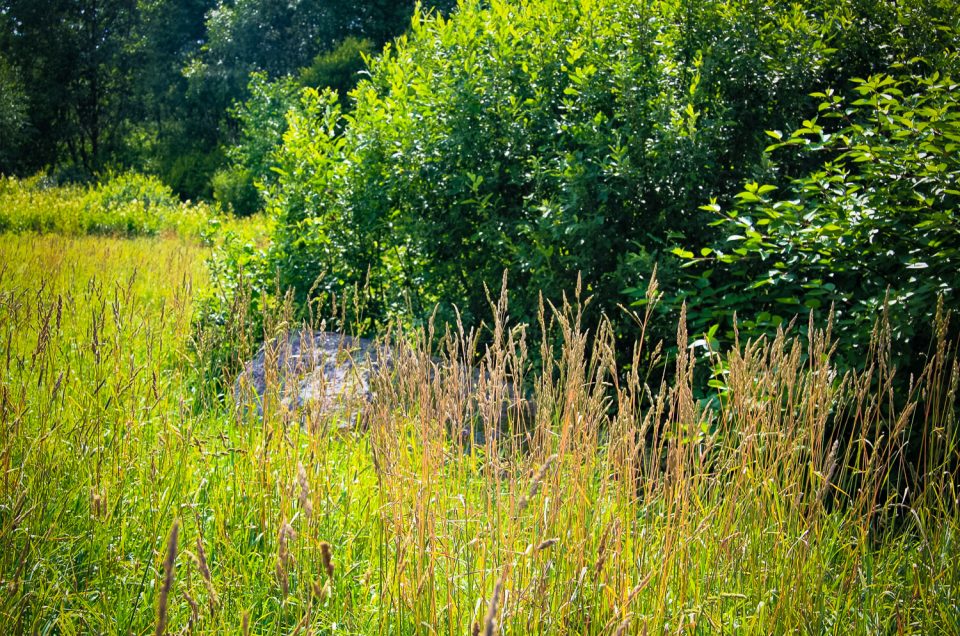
left=299, top=36, right=376, bottom=103
left=671, top=61, right=960, bottom=370
left=221, top=0, right=958, bottom=369
left=0, top=53, right=27, bottom=167
left=3, top=0, right=958, bottom=380
left=4, top=3, right=960, bottom=632
left=212, top=73, right=300, bottom=215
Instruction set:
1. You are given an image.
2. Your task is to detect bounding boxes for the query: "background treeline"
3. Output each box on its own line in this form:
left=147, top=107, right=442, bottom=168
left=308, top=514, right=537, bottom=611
left=0, top=0, right=454, bottom=197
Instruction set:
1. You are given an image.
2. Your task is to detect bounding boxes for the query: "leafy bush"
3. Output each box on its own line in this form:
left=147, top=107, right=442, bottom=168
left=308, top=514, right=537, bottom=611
left=83, top=171, right=182, bottom=235
left=86, top=171, right=178, bottom=211
left=219, top=39, right=375, bottom=219
left=251, top=0, right=857, bottom=337
left=212, top=166, right=261, bottom=217
left=0, top=175, right=88, bottom=235
left=208, top=0, right=958, bottom=372
left=216, top=73, right=303, bottom=217
left=668, top=60, right=960, bottom=371
left=299, top=36, right=375, bottom=102
left=160, top=147, right=224, bottom=201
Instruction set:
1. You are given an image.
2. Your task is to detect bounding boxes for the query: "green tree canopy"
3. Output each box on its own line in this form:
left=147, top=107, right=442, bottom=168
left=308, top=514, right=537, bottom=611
left=0, top=0, right=446, bottom=195
left=0, top=0, right=140, bottom=174
left=0, top=53, right=28, bottom=171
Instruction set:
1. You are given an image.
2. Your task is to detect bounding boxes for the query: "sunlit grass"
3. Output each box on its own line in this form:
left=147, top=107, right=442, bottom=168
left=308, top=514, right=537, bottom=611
left=0, top=175, right=271, bottom=241
left=0, top=233, right=957, bottom=634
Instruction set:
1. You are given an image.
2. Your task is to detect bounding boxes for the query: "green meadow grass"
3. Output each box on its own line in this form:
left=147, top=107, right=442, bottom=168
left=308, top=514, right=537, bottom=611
left=1, top=230, right=958, bottom=634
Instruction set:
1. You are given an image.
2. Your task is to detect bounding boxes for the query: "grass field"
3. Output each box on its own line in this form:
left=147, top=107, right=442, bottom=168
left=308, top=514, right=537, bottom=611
left=1, top=230, right=958, bottom=634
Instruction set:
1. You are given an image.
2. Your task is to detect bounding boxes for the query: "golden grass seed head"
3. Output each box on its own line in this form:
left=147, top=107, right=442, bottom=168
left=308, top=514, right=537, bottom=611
left=155, top=519, right=179, bottom=636
left=320, top=541, right=335, bottom=579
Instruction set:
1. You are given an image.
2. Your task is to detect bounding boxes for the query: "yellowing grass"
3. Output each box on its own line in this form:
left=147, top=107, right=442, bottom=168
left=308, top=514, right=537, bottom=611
left=0, top=234, right=958, bottom=634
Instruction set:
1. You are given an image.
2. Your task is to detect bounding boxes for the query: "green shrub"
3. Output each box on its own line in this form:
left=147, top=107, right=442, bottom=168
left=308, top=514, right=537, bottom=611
left=86, top=171, right=177, bottom=210
left=216, top=39, right=380, bottom=219
left=83, top=171, right=177, bottom=235
left=209, top=0, right=958, bottom=371
left=0, top=174, right=87, bottom=235
left=161, top=148, right=224, bottom=201
left=668, top=59, right=960, bottom=371
left=299, top=36, right=375, bottom=102
left=251, top=0, right=852, bottom=336
left=212, top=166, right=261, bottom=217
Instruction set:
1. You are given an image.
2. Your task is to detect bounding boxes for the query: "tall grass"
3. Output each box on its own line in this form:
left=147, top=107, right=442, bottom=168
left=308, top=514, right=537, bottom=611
left=1, top=235, right=957, bottom=634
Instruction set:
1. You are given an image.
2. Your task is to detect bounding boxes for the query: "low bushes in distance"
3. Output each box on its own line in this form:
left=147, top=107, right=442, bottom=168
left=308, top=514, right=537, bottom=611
left=0, top=172, right=218, bottom=239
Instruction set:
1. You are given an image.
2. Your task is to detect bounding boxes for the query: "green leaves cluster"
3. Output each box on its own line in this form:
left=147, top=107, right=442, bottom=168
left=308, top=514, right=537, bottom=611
left=213, top=73, right=301, bottom=216
left=0, top=54, right=27, bottom=168
left=299, top=36, right=376, bottom=103
left=214, top=36, right=380, bottom=216
left=675, top=59, right=960, bottom=369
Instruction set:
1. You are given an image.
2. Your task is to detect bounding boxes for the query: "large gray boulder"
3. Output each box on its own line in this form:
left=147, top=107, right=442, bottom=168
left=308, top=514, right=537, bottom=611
left=234, top=330, right=384, bottom=429
left=235, top=330, right=536, bottom=441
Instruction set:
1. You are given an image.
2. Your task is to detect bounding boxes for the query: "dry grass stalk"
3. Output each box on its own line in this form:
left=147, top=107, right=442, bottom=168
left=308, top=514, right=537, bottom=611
left=595, top=520, right=619, bottom=577
left=194, top=535, right=218, bottom=610
left=320, top=541, right=335, bottom=579
left=156, top=519, right=179, bottom=636
left=816, top=439, right=841, bottom=507
left=297, top=461, right=314, bottom=518
left=290, top=600, right=313, bottom=636
left=483, top=570, right=506, bottom=636
left=517, top=454, right=558, bottom=515
left=613, top=617, right=631, bottom=636
left=626, top=572, right=654, bottom=607
left=276, top=522, right=296, bottom=596
left=183, top=590, right=199, bottom=629
left=536, top=538, right=558, bottom=552
left=90, top=490, right=106, bottom=519
left=312, top=577, right=330, bottom=602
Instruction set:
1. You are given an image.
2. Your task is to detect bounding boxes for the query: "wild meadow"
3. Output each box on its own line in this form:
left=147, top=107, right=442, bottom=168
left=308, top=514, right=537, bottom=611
left=3, top=0, right=959, bottom=633
left=1, top=224, right=957, bottom=634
